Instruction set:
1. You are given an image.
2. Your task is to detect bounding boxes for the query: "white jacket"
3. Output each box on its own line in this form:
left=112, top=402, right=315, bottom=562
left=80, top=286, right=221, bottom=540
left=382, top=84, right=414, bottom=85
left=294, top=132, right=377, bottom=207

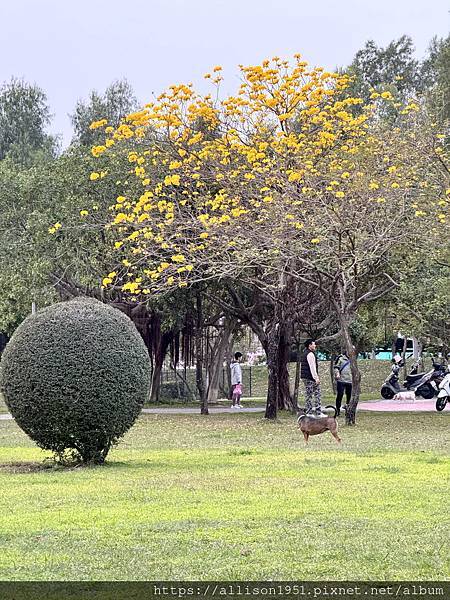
left=230, top=361, right=242, bottom=385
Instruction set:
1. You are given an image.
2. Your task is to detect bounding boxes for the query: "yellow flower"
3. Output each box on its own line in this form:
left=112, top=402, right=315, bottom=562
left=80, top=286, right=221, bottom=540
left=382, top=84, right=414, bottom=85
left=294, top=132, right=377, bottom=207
left=80, top=210, right=89, bottom=217
left=381, top=91, right=393, bottom=100
left=310, top=238, right=320, bottom=244
left=335, top=191, right=345, bottom=198
left=89, top=119, right=107, bottom=130
left=164, top=174, right=180, bottom=186
left=122, top=281, right=140, bottom=294
left=171, top=254, right=185, bottom=263
left=102, top=277, right=112, bottom=286
left=91, top=145, right=106, bottom=157
left=200, top=232, right=209, bottom=239
left=90, top=172, right=100, bottom=181
left=49, top=222, right=62, bottom=233
left=288, top=172, right=302, bottom=182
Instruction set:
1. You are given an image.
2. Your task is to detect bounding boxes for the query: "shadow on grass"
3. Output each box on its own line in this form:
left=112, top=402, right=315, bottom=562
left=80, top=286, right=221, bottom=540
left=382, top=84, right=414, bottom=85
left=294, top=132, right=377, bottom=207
left=0, top=459, right=130, bottom=474
left=0, top=460, right=70, bottom=474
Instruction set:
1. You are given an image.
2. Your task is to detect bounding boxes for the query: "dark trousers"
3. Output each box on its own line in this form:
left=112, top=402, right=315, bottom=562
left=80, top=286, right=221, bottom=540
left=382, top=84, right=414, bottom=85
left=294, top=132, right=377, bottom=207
left=336, top=381, right=352, bottom=414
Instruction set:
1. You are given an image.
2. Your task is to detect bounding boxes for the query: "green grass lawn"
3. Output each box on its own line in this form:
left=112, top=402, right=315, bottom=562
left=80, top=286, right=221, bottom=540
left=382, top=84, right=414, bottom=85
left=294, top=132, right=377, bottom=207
left=0, top=411, right=449, bottom=581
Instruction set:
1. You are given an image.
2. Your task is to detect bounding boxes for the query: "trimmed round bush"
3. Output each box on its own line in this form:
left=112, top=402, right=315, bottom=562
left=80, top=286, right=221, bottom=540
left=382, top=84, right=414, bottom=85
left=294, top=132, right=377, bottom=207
left=0, top=298, right=151, bottom=463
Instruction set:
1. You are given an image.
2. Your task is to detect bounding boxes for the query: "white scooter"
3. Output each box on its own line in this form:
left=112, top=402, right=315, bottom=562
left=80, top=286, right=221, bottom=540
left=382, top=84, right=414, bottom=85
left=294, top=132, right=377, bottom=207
left=436, top=365, right=450, bottom=411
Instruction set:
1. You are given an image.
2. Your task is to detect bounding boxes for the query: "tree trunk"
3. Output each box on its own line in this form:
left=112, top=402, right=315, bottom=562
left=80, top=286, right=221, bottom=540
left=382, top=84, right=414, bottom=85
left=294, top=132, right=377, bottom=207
left=402, top=337, right=408, bottom=380
left=330, top=352, right=337, bottom=394
left=150, top=360, right=163, bottom=403
left=277, top=324, right=294, bottom=412
left=195, top=292, right=207, bottom=414
left=338, top=317, right=361, bottom=425
left=293, top=342, right=302, bottom=408
left=265, top=322, right=280, bottom=419
left=418, top=340, right=424, bottom=371
left=206, top=318, right=236, bottom=404
left=264, top=307, right=294, bottom=418
left=149, top=331, right=172, bottom=403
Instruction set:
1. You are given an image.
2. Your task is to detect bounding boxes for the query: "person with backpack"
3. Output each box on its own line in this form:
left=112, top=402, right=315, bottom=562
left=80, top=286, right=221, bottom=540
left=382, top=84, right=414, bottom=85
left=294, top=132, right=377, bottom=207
left=334, top=351, right=353, bottom=416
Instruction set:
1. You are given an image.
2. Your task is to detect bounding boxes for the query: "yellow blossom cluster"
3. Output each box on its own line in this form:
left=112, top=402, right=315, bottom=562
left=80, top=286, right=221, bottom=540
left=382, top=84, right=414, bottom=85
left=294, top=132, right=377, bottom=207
left=84, top=55, right=449, bottom=297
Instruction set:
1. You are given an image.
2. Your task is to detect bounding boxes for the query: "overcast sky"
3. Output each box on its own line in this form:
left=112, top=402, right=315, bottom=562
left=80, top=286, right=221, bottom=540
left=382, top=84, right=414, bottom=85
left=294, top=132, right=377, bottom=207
left=1, top=0, right=448, bottom=147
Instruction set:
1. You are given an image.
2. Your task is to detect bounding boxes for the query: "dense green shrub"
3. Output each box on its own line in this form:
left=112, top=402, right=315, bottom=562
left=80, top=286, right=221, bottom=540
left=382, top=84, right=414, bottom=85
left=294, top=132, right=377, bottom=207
left=0, top=298, right=150, bottom=463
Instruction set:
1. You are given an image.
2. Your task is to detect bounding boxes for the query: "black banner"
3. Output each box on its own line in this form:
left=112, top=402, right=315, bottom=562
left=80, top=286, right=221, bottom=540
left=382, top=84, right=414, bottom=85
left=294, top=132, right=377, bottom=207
left=0, top=581, right=448, bottom=600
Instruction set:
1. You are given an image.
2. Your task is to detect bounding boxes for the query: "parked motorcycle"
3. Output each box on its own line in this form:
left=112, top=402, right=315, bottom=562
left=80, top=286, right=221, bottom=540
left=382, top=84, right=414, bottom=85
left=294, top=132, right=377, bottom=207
left=436, top=366, right=450, bottom=411
left=380, top=358, right=446, bottom=400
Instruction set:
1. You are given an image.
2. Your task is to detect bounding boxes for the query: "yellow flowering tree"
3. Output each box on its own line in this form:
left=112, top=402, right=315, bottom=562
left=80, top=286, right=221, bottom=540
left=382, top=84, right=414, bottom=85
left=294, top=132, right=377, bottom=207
left=85, top=55, right=448, bottom=420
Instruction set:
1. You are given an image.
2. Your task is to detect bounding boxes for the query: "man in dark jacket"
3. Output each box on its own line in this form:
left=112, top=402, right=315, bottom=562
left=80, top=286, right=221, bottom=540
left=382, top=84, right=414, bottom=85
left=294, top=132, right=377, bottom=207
left=334, top=351, right=352, bottom=416
left=301, top=339, right=325, bottom=416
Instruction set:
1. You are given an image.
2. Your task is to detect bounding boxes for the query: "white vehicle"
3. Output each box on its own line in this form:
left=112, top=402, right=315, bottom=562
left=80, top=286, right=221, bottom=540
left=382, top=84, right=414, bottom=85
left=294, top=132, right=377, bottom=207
left=436, top=366, right=450, bottom=412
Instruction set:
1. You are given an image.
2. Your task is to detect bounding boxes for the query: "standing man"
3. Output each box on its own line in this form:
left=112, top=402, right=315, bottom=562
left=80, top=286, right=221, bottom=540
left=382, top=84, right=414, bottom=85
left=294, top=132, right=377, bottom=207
left=334, top=351, right=353, bottom=416
left=301, top=339, right=325, bottom=416
left=230, top=351, right=243, bottom=409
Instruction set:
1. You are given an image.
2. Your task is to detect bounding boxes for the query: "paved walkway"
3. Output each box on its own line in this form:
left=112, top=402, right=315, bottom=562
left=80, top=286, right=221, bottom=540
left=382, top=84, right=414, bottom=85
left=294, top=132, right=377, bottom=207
left=357, top=398, right=449, bottom=412
left=0, top=399, right=447, bottom=421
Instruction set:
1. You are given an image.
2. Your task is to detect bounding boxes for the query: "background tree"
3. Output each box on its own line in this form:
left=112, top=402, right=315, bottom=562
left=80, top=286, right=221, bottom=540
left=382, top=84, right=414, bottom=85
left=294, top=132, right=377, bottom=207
left=70, top=79, right=138, bottom=146
left=421, top=35, right=450, bottom=122
left=0, top=78, right=56, bottom=165
left=346, top=36, right=423, bottom=103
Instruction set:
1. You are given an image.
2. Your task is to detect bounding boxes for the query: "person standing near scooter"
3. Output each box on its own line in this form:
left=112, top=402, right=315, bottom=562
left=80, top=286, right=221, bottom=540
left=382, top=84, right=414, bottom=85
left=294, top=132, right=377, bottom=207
left=334, top=351, right=352, bottom=416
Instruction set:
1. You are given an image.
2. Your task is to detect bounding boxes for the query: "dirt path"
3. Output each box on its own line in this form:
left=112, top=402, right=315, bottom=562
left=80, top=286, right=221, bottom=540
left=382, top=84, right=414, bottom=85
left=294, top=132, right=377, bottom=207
left=0, top=399, right=447, bottom=421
